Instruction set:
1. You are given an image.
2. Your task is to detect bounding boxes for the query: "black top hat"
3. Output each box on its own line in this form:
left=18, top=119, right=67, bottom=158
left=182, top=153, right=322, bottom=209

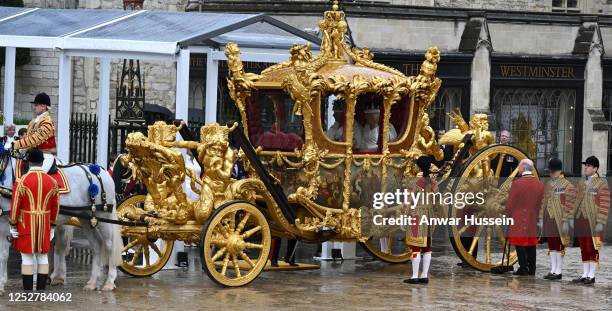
left=30, top=92, right=51, bottom=106
left=582, top=156, right=599, bottom=168
left=415, top=155, right=433, bottom=176
left=548, top=158, right=563, bottom=172
left=27, top=148, right=44, bottom=164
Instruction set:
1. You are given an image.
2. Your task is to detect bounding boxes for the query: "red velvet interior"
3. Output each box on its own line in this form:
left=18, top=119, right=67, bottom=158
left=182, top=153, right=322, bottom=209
left=246, top=90, right=304, bottom=151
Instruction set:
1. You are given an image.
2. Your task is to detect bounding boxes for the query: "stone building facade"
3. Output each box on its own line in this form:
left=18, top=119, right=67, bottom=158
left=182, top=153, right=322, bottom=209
left=2, top=0, right=611, bottom=178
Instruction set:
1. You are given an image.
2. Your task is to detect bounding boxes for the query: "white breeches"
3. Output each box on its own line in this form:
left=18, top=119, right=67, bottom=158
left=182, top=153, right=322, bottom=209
left=20, top=253, right=48, bottom=266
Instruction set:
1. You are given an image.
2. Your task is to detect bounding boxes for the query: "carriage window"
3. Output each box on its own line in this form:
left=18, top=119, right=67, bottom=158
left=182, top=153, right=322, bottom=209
left=321, top=94, right=345, bottom=142
left=353, top=93, right=399, bottom=153
left=388, top=95, right=409, bottom=144
left=246, top=90, right=304, bottom=151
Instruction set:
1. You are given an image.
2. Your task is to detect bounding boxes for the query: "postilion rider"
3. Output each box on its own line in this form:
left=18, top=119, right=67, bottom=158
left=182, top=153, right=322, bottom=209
left=10, top=92, right=58, bottom=172
left=9, top=149, right=60, bottom=291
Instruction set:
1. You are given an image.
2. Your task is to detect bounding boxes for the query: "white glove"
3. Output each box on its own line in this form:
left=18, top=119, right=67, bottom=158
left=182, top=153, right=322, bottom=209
left=595, top=223, right=604, bottom=233
left=537, top=219, right=543, bottom=229
left=568, top=218, right=575, bottom=228
left=9, top=227, right=18, bottom=239
left=562, top=222, right=569, bottom=234
left=50, top=227, right=55, bottom=241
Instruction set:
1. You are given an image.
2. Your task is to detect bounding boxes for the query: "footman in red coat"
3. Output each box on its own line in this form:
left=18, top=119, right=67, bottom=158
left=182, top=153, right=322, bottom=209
left=506, top=158, right=545, bottom=276
left=9, top=149, right=59, bottom=291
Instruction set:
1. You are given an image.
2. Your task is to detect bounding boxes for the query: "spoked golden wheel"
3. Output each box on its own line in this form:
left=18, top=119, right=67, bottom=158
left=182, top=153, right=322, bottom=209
left=117, top=195, right=175, bottom=277
left=361, top=231, right=412, bottom=263
left=449, top=145, right=537, bottom=272
left=201, top=201, right=271, bottom=287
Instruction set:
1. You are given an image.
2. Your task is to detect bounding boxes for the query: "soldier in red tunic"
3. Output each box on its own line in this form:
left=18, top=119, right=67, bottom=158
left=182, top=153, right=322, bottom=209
left=11, top=93, right=57, bottom=172
left=539, top=158, right=576, bottom=280
left=9, top=149, right=60, bottom=291
left=571, top=156, right=610, bottom=285
left=506, top=159, right=545, bottom=276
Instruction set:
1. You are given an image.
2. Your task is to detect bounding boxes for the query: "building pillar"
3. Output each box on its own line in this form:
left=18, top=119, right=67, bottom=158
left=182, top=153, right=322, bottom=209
left=468, top=17, right=492, bottom=118
left=57, top=53, right=72, bottom=162
left=205, top=53, right=219, bottom=124
left=318, top=242, right=359, bottom=260
left=176, top=48, right=190, bottom=122
left=3, top=47, right=15, bottom=129
left=96, top=58, right=111, bottom=168
left=582, top=26, right=607, bottom=175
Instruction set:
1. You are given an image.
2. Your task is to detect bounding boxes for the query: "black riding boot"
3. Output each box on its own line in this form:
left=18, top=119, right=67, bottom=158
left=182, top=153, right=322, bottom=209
left=23, top=274, right=33, bottom=291
left=37, top=274, right=47, bottom=291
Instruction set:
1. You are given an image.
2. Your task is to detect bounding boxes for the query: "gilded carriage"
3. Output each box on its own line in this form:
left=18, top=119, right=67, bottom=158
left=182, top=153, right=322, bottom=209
left=115, top=2, right=536, bottom=287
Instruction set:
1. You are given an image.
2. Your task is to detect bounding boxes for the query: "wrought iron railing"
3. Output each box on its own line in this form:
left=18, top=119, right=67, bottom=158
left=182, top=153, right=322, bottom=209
left=69, top=113, right=207, bottom=166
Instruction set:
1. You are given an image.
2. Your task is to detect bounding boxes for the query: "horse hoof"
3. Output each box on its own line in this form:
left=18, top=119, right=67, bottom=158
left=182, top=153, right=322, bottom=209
left=101, top=283, right=115, bottom=291
left=83, top=283, right=97, bottom=291
left=50, top=278, right=64, bottom=286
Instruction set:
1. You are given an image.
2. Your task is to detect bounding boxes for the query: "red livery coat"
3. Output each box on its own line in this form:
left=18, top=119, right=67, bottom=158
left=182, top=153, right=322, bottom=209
left=506, top=174, right=545, bottom=246
left=13, top=112, right=57, bottom=153
left=9, top=167, right=60, bottom=254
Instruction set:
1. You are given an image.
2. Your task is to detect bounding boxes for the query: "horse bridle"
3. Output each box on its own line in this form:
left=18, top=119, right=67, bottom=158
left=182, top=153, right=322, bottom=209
left=0, top=149, right=26, bottom=198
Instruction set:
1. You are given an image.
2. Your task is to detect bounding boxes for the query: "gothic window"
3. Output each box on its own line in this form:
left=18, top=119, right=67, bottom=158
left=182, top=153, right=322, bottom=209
left=428, top=87, right=462, bottom=132
left=188, top=79, right=204, bottom=110
left=491, top=88, right=576, bottom=174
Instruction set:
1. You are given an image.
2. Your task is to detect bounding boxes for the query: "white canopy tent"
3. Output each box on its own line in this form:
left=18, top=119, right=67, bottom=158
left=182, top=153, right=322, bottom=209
left=0, top=7, right=321, bottom=167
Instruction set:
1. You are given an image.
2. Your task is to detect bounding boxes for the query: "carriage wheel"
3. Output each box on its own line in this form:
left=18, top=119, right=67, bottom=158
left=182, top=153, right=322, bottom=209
left=117, top=195, right=175, bottom=277
left=360, top=232, right=412, bottom=263
left=201, top=201, right=271, bottom=287
left=449, top=145, right=537, bottom=272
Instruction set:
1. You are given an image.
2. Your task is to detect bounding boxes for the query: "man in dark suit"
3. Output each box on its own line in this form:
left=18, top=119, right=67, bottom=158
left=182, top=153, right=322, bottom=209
left=506, top=158, right=545, bottom=275
left=491, top=130, right=518, bottom=177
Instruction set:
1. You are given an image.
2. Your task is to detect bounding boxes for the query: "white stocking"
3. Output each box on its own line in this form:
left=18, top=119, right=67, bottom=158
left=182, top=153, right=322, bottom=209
left=582, top=263, right=589, bottom=278
left=411, top=253, right=421, bottom=279
left=549, top=253, right=556, bottom=274
left=555, top=253, right=563, bottom=275
left=420, top=253, right=431, bottom=278
left=588, top=262, right=597, bottom=278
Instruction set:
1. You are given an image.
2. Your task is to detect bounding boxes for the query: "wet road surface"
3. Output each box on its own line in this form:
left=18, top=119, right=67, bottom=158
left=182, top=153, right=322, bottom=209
left=1, top=241, right=611, bottom=311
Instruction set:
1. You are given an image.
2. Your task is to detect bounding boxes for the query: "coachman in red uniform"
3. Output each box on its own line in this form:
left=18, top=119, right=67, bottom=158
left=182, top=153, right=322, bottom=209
left=11, top=93, right=57, bottom=172
left=506, top=159, right=545, bottom=276
left=571, top=156, right=610, bottom=285
left=9, top=149, right=59, bottom=291
left=539, top=158, right=576, bottom=280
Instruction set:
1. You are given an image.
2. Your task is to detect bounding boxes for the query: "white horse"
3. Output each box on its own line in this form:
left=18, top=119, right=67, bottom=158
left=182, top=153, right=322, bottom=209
left=0, top=150, right=123, bottom=292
